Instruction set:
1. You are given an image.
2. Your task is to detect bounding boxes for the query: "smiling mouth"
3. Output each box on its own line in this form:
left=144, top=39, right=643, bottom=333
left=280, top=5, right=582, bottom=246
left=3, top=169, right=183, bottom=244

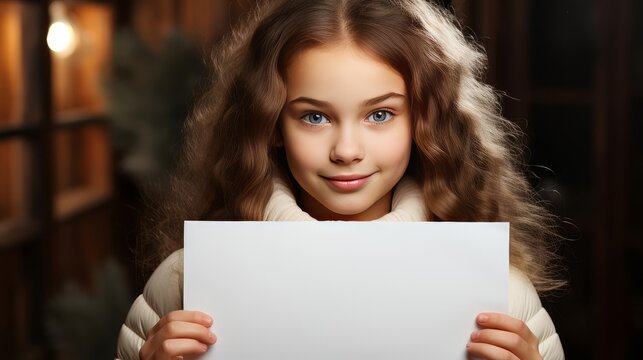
left=322, top=174, right=373, bottom=191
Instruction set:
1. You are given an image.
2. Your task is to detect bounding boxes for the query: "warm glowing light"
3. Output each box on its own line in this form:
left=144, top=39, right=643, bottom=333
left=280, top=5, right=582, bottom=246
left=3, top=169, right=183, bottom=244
left=47, top=20, right=77, bottom=56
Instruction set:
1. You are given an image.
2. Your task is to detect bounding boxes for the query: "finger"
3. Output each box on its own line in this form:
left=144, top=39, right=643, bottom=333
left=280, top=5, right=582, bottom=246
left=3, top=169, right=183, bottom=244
left=471, top=328, right=534, bottom=359
left=467, top=341, right=519, bottom=360
left=154, top=338, right=209, bottom=359
left=149, top=311, right=214, bottom=338
left=151, top=321, right=217, bottom=347
left=476, top=313, right=538, bottom=347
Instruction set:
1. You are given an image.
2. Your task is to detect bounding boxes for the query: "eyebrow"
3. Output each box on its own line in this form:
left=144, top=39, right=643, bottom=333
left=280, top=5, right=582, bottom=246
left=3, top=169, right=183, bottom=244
left=286, top=92, right=406, bottom=108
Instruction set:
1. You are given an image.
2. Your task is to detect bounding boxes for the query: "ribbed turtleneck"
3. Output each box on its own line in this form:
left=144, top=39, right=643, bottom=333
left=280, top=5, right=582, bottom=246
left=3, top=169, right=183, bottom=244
left=262, top=177, right=427, bottom=222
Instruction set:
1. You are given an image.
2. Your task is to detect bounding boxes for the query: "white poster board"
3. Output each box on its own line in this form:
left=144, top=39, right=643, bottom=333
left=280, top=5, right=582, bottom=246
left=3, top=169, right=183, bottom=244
left=184, top=221, right=509, bottom=359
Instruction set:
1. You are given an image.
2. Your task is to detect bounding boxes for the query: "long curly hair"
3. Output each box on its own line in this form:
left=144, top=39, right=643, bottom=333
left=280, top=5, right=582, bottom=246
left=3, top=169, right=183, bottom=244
left=141, top=0, right=564, bottom=292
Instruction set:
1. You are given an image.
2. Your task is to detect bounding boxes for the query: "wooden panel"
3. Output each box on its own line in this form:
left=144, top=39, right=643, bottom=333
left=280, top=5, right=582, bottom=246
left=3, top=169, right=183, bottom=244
left=0, top=139, right=27, bottom=224
left=131, top=0, right=174, bottom=49
left=50, top=207, right=113, bottom=291
left=627, top=99, right=643, bottom=357
left=81, top=123, right=112, bottom=193
left=529, top=105, right=593, bottom=187
left=53, top=123, right=112, bottom=220
left=178, top=0, right=227, bottom=47
left=0, top=2, right=25, bottom=127
left=53, top=128, right=81, bottom=194
left=0, top=248, right=32, bottom=358
left=633, top=1, right=643, bottom=97
left=132, top=0, right=228, bottom=49
left=529, top=0, right=596, bottom=90
left=0, top=1, right=51, bottom=359
left=593, top=0, right=630, bottom=357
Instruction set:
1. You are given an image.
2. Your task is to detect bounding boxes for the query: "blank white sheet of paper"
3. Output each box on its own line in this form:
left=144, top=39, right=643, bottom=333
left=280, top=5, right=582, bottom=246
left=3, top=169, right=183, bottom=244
left=184, top=221, right=509, bottom=360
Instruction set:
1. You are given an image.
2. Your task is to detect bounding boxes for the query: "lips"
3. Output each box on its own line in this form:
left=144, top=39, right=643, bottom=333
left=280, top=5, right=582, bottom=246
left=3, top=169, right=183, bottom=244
left=322, top=174, right=372, bottom=191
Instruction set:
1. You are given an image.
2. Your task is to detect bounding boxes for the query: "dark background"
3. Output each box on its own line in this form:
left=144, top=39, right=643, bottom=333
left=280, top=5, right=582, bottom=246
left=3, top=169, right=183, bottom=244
left=0, top=0, right=640, bottom=359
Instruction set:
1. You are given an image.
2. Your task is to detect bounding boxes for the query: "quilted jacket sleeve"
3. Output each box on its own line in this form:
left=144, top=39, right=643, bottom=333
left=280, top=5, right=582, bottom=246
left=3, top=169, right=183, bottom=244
left=115, top=249, right=184, bottom=360
left=508, top=268, right=565, bottom=360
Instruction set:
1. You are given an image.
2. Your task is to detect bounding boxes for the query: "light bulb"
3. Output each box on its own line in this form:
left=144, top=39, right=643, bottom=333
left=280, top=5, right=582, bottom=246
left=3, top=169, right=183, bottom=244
left=47, top=2, right=78, bottom=57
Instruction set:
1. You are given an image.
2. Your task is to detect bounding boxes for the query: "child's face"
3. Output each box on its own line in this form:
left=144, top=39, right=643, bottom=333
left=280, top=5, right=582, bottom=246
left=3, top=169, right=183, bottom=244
left=280, top=41, right=413, bottom=220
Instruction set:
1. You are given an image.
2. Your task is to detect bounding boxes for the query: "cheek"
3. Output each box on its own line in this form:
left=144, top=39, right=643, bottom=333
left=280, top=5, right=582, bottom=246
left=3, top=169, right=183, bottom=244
left=282, top=131, right=325, bottom=174
left=370, top=128, right=413, bottom=169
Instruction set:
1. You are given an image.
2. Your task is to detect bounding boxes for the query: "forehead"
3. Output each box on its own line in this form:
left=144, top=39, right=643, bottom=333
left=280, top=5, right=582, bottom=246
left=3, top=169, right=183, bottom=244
left=284, top=42, right=406, bottom=101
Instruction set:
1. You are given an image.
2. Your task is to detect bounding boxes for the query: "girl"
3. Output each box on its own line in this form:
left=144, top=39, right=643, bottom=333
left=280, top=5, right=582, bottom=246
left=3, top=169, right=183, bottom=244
left=117, top=0, right=565, bottom=359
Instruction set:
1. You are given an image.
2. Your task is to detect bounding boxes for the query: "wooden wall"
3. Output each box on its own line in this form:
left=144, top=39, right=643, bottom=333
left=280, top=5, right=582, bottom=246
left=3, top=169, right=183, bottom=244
left=454, top=0, right=641, bottom=358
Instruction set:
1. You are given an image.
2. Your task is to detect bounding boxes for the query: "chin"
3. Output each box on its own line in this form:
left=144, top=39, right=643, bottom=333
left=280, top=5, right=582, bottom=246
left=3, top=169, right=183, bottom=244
left=322, top=201, right=374, bottom=219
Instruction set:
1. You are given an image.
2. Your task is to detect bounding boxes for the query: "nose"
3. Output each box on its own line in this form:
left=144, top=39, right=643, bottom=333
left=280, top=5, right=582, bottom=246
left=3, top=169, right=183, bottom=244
left=330, top=124, right=364, bottom=164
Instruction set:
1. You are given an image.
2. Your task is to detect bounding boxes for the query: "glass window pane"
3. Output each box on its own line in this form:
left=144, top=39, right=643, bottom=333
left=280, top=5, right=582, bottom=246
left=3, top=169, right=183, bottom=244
left=51, top=3, right=113, bottom=119
left=0, top=2, right=25, bottom=128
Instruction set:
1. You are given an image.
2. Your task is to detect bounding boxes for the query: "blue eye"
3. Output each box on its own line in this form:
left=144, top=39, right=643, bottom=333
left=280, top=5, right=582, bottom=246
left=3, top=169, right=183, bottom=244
left=302, top=112, right=329, bottom=125
left=367, top=110, right=393, bottom=123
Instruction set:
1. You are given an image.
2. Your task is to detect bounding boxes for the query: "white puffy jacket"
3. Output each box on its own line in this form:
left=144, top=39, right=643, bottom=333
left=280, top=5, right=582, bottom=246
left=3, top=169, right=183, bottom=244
left=116, top=178, right=564, bottom=359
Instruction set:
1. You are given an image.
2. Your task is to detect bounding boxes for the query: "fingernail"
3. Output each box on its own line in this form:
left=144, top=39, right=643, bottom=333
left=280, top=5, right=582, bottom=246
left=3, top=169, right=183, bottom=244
left=203, top=315, right=213, bottom=326
left=470, top=330, right=480, bottom=340
left=477, top=314, right=488, bottom=323
left=209, top=332, right=216, bottom=342
left=200, top=343, right=208, bottom=351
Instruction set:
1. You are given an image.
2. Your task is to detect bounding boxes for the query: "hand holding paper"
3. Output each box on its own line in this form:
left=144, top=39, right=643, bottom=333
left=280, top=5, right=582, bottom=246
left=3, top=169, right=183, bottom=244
left=138, top=310, right=216, bottom=359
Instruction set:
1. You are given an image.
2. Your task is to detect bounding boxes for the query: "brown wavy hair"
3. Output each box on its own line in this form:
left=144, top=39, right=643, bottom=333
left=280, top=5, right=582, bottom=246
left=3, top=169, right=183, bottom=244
left=141, top=0, right=564, bottom=292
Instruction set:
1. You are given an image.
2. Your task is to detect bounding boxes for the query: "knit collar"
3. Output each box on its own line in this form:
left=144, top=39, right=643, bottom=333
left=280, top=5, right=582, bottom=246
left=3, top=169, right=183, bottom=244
left=263, top=177, right=427, bottom=221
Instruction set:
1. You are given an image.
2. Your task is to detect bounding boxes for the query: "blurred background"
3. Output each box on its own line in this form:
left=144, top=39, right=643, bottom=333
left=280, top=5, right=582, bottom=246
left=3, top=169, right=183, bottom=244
left=0, top=0, right=640, bottom=359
